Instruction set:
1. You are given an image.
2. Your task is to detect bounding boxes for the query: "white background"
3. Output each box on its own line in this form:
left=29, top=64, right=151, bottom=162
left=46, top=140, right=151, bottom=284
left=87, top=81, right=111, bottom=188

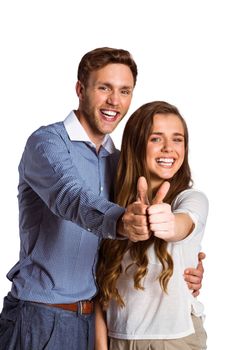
left=0, top=1, right=232, bottom=348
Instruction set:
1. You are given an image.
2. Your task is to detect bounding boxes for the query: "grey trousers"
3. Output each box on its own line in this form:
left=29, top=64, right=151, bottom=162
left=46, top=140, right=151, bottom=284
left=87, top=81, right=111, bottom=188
left=0, top=293, right=95, bottom=350
left=109, top=315, right=207, bottom=350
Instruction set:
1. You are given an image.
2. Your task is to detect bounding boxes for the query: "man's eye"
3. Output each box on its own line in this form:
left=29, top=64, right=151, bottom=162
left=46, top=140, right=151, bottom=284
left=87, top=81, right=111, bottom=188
left=121, top=89, right=131, bottom=95
left=99, top=86, right=109, bottom=91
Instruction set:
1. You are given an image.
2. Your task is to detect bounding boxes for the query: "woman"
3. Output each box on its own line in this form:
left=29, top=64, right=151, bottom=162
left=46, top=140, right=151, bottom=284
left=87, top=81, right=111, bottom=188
left=95, top=101, right=208, bottom=350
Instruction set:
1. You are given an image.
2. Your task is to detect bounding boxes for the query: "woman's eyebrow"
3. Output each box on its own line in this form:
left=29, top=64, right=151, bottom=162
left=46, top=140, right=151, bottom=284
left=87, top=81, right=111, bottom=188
left=150, top=131, right=184, bottom=137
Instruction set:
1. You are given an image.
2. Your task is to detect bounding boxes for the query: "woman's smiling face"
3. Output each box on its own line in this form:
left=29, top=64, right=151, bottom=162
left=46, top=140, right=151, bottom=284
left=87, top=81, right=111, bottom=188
left=146, top=113, right=185, bottom=189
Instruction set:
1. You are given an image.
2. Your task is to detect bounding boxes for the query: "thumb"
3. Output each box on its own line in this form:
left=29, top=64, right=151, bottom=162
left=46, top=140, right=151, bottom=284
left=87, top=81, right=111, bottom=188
left=136, top=176, right=149, bottom=205
left=198, top=251, right=206, bottom=262
left=197, top=251, right=206, bottom=272
left=152, top=181, right=170, bottom=204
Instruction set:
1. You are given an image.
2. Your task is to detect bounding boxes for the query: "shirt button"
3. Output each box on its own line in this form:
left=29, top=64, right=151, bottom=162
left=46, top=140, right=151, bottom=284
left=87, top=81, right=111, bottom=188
left=100, top=186, right=103, bottom=192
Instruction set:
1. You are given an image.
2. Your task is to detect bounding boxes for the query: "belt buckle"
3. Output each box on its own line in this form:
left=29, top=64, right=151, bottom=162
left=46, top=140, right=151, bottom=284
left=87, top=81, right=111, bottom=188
left=78, top=300, right=84, bottom=315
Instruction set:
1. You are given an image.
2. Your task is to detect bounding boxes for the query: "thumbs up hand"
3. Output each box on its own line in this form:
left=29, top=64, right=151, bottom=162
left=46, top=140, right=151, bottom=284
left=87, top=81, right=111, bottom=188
left=152, top=181, right=170, bottom=205
left=117, top=177, right=150, bottom=242
left=136, top=176, right=149, bottom=205
left=147, top=181, right=176, bottom=241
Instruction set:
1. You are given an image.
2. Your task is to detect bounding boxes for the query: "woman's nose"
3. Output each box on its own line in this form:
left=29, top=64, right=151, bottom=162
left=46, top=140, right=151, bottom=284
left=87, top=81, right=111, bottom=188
left=161, top=140, right=173, bottom=152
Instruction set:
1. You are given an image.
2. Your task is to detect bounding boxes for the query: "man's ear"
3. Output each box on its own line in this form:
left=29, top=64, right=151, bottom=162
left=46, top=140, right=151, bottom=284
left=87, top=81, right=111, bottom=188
left=76, top=80, right=85, bottom=99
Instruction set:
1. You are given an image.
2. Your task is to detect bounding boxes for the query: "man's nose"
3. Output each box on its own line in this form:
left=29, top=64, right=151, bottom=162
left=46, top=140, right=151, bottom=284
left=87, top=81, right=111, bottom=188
left=106, top=91, right=120, bottom=106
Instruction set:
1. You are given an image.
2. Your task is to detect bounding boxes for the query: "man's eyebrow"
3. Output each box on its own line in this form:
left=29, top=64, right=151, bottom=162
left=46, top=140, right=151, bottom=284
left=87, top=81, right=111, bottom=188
left=96, top=82, right=133, bottom=89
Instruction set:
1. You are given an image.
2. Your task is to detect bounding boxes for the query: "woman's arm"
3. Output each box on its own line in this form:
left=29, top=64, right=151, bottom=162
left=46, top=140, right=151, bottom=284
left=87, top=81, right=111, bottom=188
left=173, top=212, right=195, bottom=241
left=95, top=301, right=108, bottom=350
left=148, top=187, right=208, bottom=295
left=147, top=204, right=194, bottom=242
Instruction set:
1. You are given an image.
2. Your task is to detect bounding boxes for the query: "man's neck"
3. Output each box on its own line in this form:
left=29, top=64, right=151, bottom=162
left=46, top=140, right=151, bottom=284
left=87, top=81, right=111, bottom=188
left=74, top=110, right=104, bottom=152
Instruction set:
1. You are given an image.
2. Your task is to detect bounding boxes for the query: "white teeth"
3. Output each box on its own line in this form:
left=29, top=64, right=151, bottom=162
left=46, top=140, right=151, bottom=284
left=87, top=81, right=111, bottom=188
left=101, top=110, right=117, bottom=117
left=157, top=158, right=174, bottom=163
left=156, top=158, right=175, bottom=167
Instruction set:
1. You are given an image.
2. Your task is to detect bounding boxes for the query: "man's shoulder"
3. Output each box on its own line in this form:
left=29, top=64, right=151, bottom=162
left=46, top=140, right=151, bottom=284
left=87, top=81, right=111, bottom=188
left=32, top=121, right=65, bottom=137
left=25, top=121, right=69, bottom=151
left=28, top=121, right=66, bottom=140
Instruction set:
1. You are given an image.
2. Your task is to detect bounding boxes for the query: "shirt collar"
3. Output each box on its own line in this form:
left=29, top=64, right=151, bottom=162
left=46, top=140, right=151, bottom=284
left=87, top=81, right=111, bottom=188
left=64, top=111, right=116, bottom=154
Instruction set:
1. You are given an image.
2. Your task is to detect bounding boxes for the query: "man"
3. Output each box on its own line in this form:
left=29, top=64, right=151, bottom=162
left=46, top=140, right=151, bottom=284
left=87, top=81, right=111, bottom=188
left=0, top=47, right=204, bottom=350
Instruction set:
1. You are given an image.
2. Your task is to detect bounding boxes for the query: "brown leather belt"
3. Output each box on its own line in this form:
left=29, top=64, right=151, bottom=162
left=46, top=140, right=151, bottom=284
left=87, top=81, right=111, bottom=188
left=34, top=300, right=94, bottom=314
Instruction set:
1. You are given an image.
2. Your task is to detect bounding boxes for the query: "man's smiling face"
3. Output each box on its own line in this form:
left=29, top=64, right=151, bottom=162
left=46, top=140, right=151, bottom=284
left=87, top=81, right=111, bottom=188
left=77, top=63, right=134, bottom=147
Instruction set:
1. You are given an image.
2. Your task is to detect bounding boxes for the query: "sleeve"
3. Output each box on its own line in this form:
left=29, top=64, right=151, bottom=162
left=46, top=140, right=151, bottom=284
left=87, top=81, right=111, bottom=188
left=20, top=127, right=125, bottom=239
left=172, top=189, right=209, bottom=241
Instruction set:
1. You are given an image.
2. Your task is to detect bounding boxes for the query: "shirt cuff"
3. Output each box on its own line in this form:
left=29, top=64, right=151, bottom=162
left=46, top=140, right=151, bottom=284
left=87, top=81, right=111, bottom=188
left=101, top=205, right=125, bottom=239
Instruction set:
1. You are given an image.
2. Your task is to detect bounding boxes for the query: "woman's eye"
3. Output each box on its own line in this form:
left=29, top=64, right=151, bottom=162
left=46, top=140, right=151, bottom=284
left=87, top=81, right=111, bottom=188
left=151, top=137, right=161, bottom=143
left=173, top=138, right=184, bottom=143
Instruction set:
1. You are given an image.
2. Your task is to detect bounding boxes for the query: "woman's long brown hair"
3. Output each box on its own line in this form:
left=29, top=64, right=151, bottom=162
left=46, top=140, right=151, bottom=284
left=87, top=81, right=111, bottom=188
left=96, top=101, right=193, bottom=309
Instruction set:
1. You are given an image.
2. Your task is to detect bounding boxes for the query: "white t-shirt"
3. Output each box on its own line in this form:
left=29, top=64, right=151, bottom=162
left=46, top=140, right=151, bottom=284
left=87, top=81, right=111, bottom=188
left=107, top=189, right=208, bottom=340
